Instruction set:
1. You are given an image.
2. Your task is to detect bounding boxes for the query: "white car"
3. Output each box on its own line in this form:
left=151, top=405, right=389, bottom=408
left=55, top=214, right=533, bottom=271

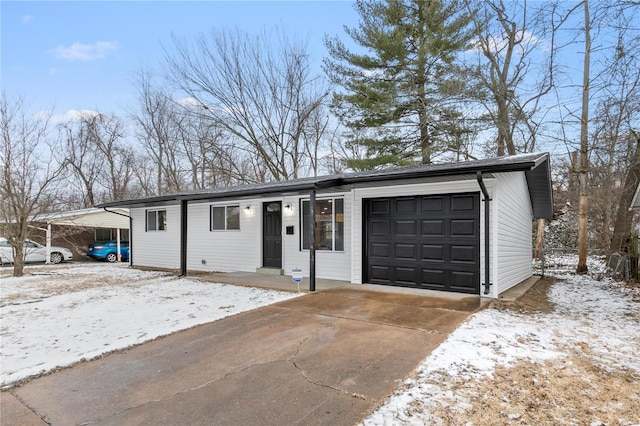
left=0, top=237, right=73, bottom=264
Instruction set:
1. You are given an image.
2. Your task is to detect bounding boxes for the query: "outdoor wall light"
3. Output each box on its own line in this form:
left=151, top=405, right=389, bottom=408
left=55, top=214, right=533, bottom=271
left=245, top=205, right=252, bottom=212
left=284, top=204, right=292, bottom=210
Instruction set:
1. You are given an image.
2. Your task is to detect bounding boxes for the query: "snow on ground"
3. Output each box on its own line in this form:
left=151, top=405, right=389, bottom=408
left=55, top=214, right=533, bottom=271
left=363, top=255, right=640, bottom=425
left=0, top=263, right=300, bottom=388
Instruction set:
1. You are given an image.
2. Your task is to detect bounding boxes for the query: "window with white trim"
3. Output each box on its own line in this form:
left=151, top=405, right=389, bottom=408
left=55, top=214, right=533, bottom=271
left=146, top=209, right=167, bottom=231
left=301, top=198, right=344, bottom=251
left=210, top=205, right=240, bottom=231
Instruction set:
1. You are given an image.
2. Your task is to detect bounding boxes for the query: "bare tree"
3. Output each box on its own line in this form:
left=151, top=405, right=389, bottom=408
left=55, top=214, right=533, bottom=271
left=0, top=94, right=65, bottom=277
left=576, top=0, right=591, bottom=274
left=89, top=113, right=135, bottom=201
left=165, top=27, right=330, bottom=181
left=131, top=70, right=184, bottom=194
left=468, top=0, right=558, bottom=156
left=59, top=112, right=134, bottom=204
left=57, top=113, right=103, bottom=207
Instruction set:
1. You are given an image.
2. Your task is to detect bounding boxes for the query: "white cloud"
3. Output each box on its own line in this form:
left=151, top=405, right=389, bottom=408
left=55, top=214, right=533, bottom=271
left=48, top=109, right=101, bottom=124
left=21, top=15, right=34, bottom=23
left=470, top=30, right=547, bottom=55
left=48, top=41, right=118, bottom=61
left=48, top=68, right=58, bottom=75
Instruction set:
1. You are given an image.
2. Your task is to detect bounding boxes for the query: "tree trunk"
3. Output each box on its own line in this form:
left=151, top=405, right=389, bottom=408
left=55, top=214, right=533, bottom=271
left=13, top=244, right=25, bottom=277
left=576, top=0, right=590, bottom=274
left=609, top=133, right=640, bottom=255
left=534, top=218, right=546, bottom=259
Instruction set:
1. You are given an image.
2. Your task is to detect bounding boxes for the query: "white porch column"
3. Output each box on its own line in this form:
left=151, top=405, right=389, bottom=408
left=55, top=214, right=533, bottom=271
left=45, top=223, right=52, bottom=264
left=116, top=228, right=121, bottom=262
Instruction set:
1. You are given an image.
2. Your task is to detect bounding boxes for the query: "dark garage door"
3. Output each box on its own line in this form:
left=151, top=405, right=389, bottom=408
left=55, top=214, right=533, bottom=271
left=364, top=193, right=480, bottom=294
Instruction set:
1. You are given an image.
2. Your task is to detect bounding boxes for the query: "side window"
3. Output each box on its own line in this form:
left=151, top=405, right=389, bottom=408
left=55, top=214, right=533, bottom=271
left=146, top=209, right=167, bottom=231
left=211, top=205, right=240, bottom=231
left=95, top=228, right=112, bottom=242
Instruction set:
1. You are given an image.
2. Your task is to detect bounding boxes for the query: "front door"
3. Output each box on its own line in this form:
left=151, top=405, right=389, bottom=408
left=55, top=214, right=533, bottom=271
left=263, top=202, right=282, bottom=268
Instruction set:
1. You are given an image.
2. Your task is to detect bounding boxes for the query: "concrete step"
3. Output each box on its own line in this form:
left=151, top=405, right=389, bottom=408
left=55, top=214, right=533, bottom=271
left=256, top=267, right=283, bottom=276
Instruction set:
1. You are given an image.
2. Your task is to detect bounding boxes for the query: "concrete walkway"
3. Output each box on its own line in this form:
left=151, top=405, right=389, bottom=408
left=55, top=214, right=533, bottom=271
left=1, top=288, right=481, bottom=426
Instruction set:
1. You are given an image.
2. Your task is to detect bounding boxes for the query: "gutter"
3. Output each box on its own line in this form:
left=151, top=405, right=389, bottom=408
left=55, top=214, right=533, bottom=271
left=476, top=172, right=492, bottom=295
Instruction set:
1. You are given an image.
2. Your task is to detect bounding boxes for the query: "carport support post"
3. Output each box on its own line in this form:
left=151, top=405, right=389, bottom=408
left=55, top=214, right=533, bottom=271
left=309, top=187, right=316, bottom=292
left=116, top=228, right=121, bottom=262
left=45, top=223, right=52, bottom=264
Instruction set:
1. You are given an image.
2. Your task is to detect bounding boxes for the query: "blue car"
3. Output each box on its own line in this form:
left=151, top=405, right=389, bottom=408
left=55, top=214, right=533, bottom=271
left=87, top=240, right=129, bottom=262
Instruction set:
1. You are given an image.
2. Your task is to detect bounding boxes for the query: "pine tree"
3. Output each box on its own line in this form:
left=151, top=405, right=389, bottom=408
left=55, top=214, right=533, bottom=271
left=324, top=0, right=476, bottom=169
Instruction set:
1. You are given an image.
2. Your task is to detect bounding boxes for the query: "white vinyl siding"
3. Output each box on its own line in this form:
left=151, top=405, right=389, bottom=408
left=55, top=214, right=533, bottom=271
left=493, top=172, right=533, bottom=296
left=187, top=200, right=260, bottom=272
left=130, top=205, right=180, bottom=269
left=127, top=171, right=536, bottom=298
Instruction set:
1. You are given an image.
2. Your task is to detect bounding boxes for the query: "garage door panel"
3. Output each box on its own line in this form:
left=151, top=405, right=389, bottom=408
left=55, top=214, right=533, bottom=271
left=365, top=193, right=480, bottom=294
left=421, top=196, right=444, bottom=213
left=371, top=243, right=391, bottom=258
left=370, top=200, right=390, bottom=215
left=370, top=265, right=391, bottom=282
left=450, top=219, right=477, bottom=237
left=451, top=195, right=476, bottom=212
left=421, top=219, right=444, bottom=236
left=396, top=267, right=417, bottom=283
left=395, top=220, right=417, bottom=236
left=370, top=220, right=389, bottom=235
left=421, top=269, right=446, bottom=287
left=396, top=198, right=417, bottom=214
left=450, top=271, right=477, bottom=291
left=422, top=244, right=444, bottom=262
left=396, top=244, right=417, bottom=260
left=450, top=245, right=476, bottom=263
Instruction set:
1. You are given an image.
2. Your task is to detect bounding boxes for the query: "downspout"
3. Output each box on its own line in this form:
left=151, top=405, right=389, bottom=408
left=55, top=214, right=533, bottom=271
left=179, top=200, right=188, bottom=277
left=309, top=186, right=316, bottom=292
left=102, top=207, right=133, bottom=266
left=476, top=171, right=492, bottom=295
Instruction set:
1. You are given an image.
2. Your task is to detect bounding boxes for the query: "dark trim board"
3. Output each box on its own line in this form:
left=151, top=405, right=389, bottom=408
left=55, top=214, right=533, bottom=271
left=363, top=193, right=480, bottom=294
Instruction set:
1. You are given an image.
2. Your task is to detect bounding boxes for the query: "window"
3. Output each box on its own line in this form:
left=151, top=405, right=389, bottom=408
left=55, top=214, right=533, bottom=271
left=146, top=209, right=167, bottom=231
left=301, top=198, right=344, bottom=251
left=95, top=228, right=112, bottom=242
left=210, top=205, right=240, bottom=230
left=95, top=228, right=130, bottom=241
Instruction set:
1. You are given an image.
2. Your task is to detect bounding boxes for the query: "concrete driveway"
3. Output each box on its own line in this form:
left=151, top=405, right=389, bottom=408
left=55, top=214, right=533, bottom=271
left=1, top=287, right=481, bottom=426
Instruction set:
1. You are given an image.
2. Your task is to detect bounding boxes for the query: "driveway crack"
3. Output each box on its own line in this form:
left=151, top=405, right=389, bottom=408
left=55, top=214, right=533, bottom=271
left=287, top=337, right=373, bottom=403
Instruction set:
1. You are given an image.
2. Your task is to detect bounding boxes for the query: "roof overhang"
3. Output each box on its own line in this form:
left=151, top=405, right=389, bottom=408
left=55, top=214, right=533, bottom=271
left=96, top=153, right=554, bottom=219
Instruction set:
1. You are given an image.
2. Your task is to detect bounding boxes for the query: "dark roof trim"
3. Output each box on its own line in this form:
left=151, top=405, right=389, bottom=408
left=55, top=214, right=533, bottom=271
left=97, top=153, right=552, bottom=216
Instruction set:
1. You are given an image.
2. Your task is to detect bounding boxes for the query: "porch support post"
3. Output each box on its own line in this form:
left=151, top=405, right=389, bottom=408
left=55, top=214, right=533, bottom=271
left=45, top=223, right=52, bottom=264
left=309, top=187, right=316, bottom=292
left=179, top=200, right=188, bottom=276
left=116, top=228, right=121, bottom=262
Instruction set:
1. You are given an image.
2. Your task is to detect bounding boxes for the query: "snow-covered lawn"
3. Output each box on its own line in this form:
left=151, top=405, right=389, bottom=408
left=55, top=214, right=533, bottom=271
left=2, top=257, right=639, bottom=423
left=364, top=256, right=640, bottom=425
left=0, top=263, right=300, bottom=389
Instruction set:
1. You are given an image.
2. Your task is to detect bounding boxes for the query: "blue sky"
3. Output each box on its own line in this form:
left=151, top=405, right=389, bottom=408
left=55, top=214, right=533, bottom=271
left=1, top=1, right=358, bottom=118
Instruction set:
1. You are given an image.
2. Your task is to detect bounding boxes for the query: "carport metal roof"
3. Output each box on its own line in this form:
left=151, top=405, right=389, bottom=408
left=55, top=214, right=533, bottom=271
left=37, top=208, right=130, bottom=229
left=97, top=153, right=554, bottom=220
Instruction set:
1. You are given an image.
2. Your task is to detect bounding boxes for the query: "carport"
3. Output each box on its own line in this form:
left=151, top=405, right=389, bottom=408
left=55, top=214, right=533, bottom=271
left=38, top=208, right=130, bottom=263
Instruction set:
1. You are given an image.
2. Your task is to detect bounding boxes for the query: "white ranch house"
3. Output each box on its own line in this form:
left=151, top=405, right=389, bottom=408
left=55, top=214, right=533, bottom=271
left=98, top=153, right=553, bottom=298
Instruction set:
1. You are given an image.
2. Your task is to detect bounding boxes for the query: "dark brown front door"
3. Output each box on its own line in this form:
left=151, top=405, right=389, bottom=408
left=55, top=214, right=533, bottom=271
left=263, top=202, right=282, bottom=268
